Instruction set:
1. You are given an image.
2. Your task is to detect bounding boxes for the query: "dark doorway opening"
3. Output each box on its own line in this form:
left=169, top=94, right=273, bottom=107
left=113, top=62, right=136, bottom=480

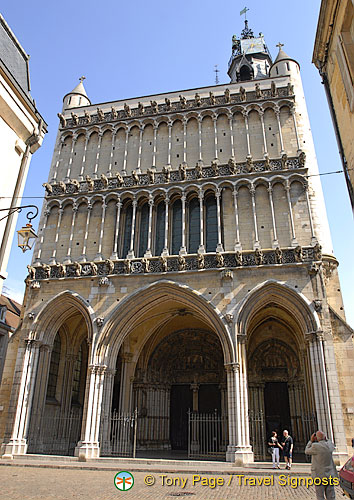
left=170, top=385, right=193, bottom=450
left=264, top=382, right=291, bottom=438
left=198, top=384, right=221, bottom=413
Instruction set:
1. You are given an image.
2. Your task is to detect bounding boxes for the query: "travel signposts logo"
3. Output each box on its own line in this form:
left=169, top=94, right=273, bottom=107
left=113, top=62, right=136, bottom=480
left=114, top=471, right=134, bottom=491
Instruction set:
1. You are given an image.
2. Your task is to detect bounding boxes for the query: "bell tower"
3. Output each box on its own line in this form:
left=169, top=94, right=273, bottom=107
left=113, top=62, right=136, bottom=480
left=228, top=20, right=272, bottom=83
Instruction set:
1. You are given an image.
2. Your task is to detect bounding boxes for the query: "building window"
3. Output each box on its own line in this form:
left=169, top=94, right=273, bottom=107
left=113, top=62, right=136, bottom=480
left=205, top=194, right=218, bottom=252
left=188, top=197, right=200, bottom=253
left=171, top=199, right=182, bottom=255
left=120, top=203, right=133, bottom=258
left=138, top=202, right=149, bottom=257
left=240, top=65, right=252, bottom=81
left=337, top=2, right=354, bottom=110
left=0, top=306, right=6, bottom=323
left=155, top=201, right=165, bottom=255
left=47, top=333, right=61, bottom=400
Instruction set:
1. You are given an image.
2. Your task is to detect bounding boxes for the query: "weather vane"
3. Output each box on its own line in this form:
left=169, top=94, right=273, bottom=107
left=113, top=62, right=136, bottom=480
left=214, top=65, right=219, bottom=85
left=240, top=6, right=249, bottom=21
left=79, top=76, right=86, bottom=83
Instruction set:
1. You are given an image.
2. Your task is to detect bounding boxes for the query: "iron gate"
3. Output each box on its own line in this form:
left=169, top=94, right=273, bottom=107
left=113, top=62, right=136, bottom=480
left=188, top=410, right=228, bottom=459
left=100, top=409, right=138, bottom=457
left=248, top=409, right=266, bottom=461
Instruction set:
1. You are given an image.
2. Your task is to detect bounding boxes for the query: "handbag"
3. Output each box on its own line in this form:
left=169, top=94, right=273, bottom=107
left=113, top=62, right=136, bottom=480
left=268, top=446, right=273, bottom=455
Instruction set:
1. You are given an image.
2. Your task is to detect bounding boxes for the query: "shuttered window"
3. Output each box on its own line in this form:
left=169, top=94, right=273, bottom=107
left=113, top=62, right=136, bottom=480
left=138, top=203, right=149, bottom=257
left=205, top=195, right=218, bottom=252
left=121, top=203, right=133, bottom=258
left=155, top=201, right=165, bottom=255
left=188, top=197, right=200, bottom=253
left=171, top=199, right=182, bottom=255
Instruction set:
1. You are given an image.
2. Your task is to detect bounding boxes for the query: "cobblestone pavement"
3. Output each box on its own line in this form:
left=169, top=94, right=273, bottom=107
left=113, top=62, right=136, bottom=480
left=0, top=466, right=343, bottom=500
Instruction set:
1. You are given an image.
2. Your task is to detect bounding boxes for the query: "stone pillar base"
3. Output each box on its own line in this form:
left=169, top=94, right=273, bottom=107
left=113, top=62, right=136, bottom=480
left=226, top=445, right=254, bottom=465
left=1, top=438, right=28, bottom=457
left=333, top=451, right=349, bottom=466
left=74, top=441, right=100, bottom=460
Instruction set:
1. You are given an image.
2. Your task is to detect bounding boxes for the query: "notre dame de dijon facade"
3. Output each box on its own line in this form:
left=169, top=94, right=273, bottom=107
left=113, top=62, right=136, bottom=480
left=1, top=22, right=353, bottom=465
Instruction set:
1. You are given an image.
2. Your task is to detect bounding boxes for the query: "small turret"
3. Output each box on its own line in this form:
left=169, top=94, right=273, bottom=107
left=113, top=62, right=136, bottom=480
left=62, top=77, right=91, bottom=110
left=269, top=43, right=300, bottom=78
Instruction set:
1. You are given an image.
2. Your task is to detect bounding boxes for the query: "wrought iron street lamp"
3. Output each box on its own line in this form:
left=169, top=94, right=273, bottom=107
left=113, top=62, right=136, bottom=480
left=0, top=205, right=39, bottom=253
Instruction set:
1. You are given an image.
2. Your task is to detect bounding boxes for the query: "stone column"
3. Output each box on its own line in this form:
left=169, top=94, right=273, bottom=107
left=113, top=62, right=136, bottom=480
left=259, top=111, right=268, bottom=155
left=152, top=124, right=158, bottom=167
left=99, top=368, right=116, bottom=455
left=267, top=184, right=279, bottom=247
left=34, top=209, right=50, bottom=264
left=233, top=188, right=241, bottom=251
left=225, top=362, right=241, bottom=462
left=228, top=116, right=235, bottom=158
left=93, top=132, right=103, bottom=177
left=167, top=121, right=172, bottom=166
left=63, top=203, right=78, bottom=264
left=284, top=180, right=298, bottom=246
left=198, top=117, right=203, bottom=162
left=213, top=116, right=218, bottom=160
left=249, top=185, right=260, bottom=249
left=107, top=130, right=117, bottom=176
left=198, top=188, right=205, bottom=253
left=123, top=128, right=129, bottom=175
left=190, top=383, right=199, bottom=453
left=215, top=188, right=224, bottom=252
left=80, top=202, right=92, bottom=262
left=303, top=181, right=318, bottom=245
left=238, top=338, right=251, bottom=451
left=145, top=196, right=154, bottom=257
left=137, top=126, right=143, bottom=173
left=275, top=109, right=285, bottom=154
left=65, top=137, right=77, bottom=180
left=49, top=207, right=63, bottom=264
left=79, top=134, right=89, bottom=180
left=52, top=138, right=64, bottom=182
left=183, top=119, right=187, bottom=164
left=291, top=108, right=301, bottom=152
left=95, top=201, right=107, bottom=261
left=243, top=111, right=251, bottom=156
left=110, top=199, right=122, bottom=260
left=75, top=364, right=107, bottom=459
left=2, top=339, right=41, bottom=456
left=127, top=198, right=137, bottom=259
left=162, top=195, right=170, bottom=256
left=180, top=193, right=187, bottom=255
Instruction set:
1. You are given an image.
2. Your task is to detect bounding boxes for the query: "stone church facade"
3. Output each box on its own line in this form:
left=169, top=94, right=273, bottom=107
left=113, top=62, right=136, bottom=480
left=1, top=23, right=353, bottom=464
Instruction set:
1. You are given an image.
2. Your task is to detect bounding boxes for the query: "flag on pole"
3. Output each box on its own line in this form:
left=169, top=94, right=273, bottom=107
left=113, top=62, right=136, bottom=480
left=240, top=7, right=248, bottom=16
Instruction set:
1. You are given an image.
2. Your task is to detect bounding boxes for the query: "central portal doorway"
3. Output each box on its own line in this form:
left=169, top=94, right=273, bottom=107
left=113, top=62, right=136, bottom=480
left=264, top=382, right=291, bottom=437
left=170, top=385, right=193, bottom=450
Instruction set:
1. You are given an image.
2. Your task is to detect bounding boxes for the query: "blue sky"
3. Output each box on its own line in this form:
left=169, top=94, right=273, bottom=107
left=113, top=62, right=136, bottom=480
left=2, top=0, right=354, bottom=326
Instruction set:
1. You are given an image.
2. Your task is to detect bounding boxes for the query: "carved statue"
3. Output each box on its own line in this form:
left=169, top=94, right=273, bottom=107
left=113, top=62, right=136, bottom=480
left=90, top=262, right=98, bottom=276
left=115, top=172, right=124, bottom=186
left=84, top=110, right=92, bottom=123
left=195, top=93, right=201, bottom=107
left=165, top=97, right=171, bottom=110
left=160, top=255, right=168, bottom=272
left=239, top=86, right=246, bottom=102
left=235, top=250, right=242, bottom=266
left=179, top=162, right=187, bottom=180
left=228, top=157, right=237, bottom=174
left=57, top=113, right=66, bottom=127
left=42, top=182, right=53, bottom=195
left=245, top=155, right=253, bottom=172
left=313, top=243, right=322, bottom=261
left=147, top=168, right=155, bottom=183
left=271, top=81, right=278, bottom=97
left=224, top=88, right=231, bottom=103
left=57, top=263, right=66, bottom=278
left=100, top=173, right=108, bottom=188
left=162, top=165, right=171, bottom=182
left=281, top=152, right=288, bottom=169
left=132, top=170, right=139, bottom=184
left=124, top=259, right=131, bottom=273
left=71, top=112, right=79, bottom=125
left=58, top=181, right=66, bottom=193
left=197, top=253, right=204, bottom=269
left=209, top=91, right=216, bottom=105
left=73, top=261, right=82, bottom=277
left=138, top=102, right=144, bottom=114
left=124, top=103, right=131, bottom=117
left=264, top=153, right=270, bottom=168
left=179, top=95, right=187, bottom=108
left=71, top=179, right=80, bottom=192
left=85, top=175, right=94, bottom=191
left=216, top=252, right=224, bottom=268
left=27, top=265, right=36, bottom=280
left=105, top=259, right=114, bottom=274
left=255, top=83, right=262, bottom=99
left=97, top=108, right=105, bottom=121
left=294, top=245, right=303, bottom=262
left=275, top=247, right=283, bottom=264
left=195, top=161, right=203, bottom=178
left=287, top=82, right=294, bottom=95
left=42, top=264, right=51, bottom=279
left=111, top=106, right=118, bottom=119
left=178, top=254, right=186, bottom=271
left=141, top=257, right=150, bottom=273
left=211, top=159, right=219, bottom=176
left=254, top=248, right=264, bottom=265
left=298, top=150, right=306, bottom=168
left=150, top=100, right=158, bottom=113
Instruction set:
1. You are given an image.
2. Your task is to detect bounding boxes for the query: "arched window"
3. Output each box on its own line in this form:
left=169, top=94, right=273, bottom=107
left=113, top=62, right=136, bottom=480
left=240, top=65, right=252, bottom=81
left=120, top=202, right=133, bottom=258
left=47, top=333, right=61, bottom=400
left=205, top=194, right=218, bottom=252
left=171, top=199, right=182, bottom=255
left=188, top=197, right=200, bottom=253
left=155, top=201, right=165, bottom=255
left=138, top=202, right=149, bottom=257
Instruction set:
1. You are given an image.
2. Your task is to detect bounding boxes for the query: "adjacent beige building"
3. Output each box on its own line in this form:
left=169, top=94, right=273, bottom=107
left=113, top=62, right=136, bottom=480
left=0, top=14, right=47, bottom=295
left=313, top=0, right=354, bottom=211
left=1, top=21, right=353, bottom=465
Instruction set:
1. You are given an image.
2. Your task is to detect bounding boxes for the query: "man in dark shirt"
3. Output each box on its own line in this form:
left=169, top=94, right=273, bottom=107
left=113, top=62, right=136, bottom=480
left=281, top=429, right=294, bottom=469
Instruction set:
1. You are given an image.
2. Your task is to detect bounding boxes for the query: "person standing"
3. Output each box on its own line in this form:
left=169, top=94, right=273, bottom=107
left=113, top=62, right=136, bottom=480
left=305, top=430, right=337, bottom=500
left=268, top=430, right=282, bottom=469
left=281, top=429, right=294, bottom=469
